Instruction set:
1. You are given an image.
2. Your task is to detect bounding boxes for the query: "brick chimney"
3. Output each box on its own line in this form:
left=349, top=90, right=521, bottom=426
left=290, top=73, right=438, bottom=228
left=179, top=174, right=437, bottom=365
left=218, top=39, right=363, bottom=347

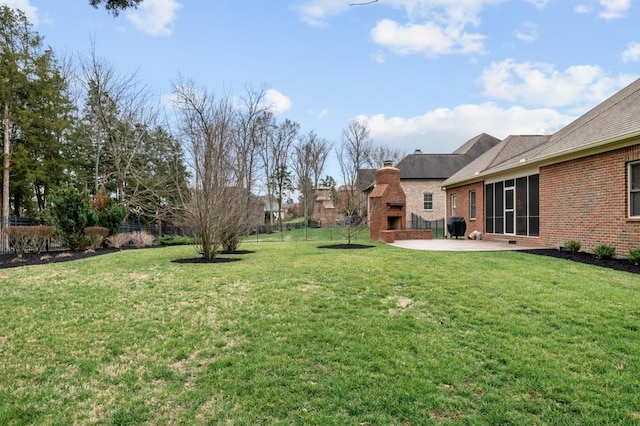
left=368, top=161, right=406, bottom=241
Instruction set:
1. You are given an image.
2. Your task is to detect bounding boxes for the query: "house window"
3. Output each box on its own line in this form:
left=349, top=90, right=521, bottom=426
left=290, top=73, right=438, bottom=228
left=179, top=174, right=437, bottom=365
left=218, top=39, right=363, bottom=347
left=423, top=192, right=433, bottom=210
left=450, top=194, right=457, bottom=217
left=469, top=190, right=476, bottom=219
left=630, top=162, right=640, bottom=217
left=485, top=175, right=539, bottom=236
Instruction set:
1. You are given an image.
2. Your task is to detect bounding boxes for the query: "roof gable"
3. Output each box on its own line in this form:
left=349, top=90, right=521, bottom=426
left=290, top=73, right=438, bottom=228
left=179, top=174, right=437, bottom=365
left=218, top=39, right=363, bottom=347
left=396, top=133, right=501, bottom=179
left=443, top=135, right=549, bottom=186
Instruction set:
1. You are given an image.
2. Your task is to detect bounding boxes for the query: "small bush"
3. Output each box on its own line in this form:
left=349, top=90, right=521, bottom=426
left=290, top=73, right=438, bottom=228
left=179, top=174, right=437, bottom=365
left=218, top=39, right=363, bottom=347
left=130, top=231, right=156, bottom=248
left=31, top=226, right=55, bottom=253
left=6, top=226, right=55, bottom=257
left=84, top=227, right=110, bottom=251
left=629, top=248, right=640, bottom=265
left=564, top=240, right=581, bottom=253
left=594, top=244, right=616, bottom=260
left=106, top=233, right=132, bottom=249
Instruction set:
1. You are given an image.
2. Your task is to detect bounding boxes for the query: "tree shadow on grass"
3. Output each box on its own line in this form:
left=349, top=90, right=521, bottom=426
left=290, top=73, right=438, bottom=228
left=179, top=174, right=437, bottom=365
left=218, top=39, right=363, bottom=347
left=171, top=257, right=243, bottom=265
left=318, top=244, right=375, bottom=250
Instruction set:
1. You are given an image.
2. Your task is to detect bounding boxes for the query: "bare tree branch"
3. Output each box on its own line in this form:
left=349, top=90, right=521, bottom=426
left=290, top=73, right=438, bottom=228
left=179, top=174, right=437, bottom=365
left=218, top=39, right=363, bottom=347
left=349, top=0, right=378, bottom=5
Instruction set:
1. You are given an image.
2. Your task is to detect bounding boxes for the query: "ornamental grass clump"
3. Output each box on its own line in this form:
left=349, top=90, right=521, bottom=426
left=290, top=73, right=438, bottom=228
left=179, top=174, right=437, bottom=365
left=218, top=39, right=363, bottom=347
left=594, top=244, right=616, bottom=260
left=130, top=231, right=156, bottom=248
left=106, top=233, right=132, bottom=249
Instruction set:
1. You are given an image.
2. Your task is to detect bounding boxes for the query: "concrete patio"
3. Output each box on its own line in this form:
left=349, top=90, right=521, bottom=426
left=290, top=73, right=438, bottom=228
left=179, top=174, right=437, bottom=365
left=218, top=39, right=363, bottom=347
left=389, top=238, right=540, bottom=251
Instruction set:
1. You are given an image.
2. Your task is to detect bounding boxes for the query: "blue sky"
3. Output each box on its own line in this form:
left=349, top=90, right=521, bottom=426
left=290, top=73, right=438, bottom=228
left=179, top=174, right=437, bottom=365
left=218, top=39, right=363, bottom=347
left=3, top=0, right=640, bottom=170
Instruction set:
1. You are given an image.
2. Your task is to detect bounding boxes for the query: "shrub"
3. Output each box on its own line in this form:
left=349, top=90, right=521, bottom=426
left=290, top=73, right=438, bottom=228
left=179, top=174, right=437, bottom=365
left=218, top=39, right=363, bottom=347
left=106, top=233, right=132, bottom=249
left=6, top=227, right=32, bottom=258
left=91, top=187, right=127, bottom=235
left=47, top=186, right=98, bottom=250
left=629, top=248, right=640, bottom=265
left=6, top=226, right=55, bottom=257
left=130, top=231, right=156, bottom=248
left=84, top=227, right=110, bottom=251
left=594, top=244, right=616, bottom=260
left=565, top=240, right=581, bottom=253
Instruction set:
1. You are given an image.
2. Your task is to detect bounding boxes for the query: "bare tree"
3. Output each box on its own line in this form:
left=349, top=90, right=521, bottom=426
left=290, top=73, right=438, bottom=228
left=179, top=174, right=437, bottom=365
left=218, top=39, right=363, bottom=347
left=259, top=117, right=299, bottom=231
left=79, top=43, right=160, bottom=213
left=366, top=145, right=406, bottom=170
left=221, top=84, right=271, bottom=251
left=292, top=130, right=331, bottom=225
left=172, top=78, right=240, bottom=260
left=337, top=119, right=372, bottom=215
left=336, top=119, right=373, bottom=243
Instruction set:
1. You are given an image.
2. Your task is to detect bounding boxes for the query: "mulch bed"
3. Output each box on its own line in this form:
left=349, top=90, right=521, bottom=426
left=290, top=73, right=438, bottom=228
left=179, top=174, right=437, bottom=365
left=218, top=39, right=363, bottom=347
left=521, top=249, right=640, bottom=275
left=0, top=247, right=255, bottom=269
left=0, top=248, right=124, bottom=269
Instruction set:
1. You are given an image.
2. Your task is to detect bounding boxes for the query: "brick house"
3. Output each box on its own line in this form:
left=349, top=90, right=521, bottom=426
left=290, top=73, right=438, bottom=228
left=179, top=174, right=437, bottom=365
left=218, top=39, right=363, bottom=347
left=394, top=133, right=501, bottom=224
left=442, top=77, right=640, bottom=255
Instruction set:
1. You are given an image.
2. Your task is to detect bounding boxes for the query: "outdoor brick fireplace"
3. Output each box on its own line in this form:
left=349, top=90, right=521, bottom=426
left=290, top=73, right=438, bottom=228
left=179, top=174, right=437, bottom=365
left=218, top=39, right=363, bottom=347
left=369, top=161, right=433, bottom=243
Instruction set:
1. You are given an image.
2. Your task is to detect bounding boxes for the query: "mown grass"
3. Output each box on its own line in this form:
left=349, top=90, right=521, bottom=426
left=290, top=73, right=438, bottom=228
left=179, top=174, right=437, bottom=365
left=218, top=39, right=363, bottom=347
left=1, top=241, right=639, bottom=425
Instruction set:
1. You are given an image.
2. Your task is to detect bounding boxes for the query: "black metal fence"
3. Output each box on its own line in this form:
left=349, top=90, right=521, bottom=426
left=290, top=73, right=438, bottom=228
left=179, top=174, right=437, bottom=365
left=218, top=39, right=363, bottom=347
left=410, top=213, right=446, bottom=238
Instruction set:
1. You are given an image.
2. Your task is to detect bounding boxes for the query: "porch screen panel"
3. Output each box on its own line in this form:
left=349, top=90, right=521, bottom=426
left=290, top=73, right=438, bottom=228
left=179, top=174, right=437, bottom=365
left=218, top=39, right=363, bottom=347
left=485, top=184, right=494, bottom=233
left=528, top=174, right=539, bottom=236
left=516, top=177, right=528, bottom=235
left=494, top=181, right=504, bottom=234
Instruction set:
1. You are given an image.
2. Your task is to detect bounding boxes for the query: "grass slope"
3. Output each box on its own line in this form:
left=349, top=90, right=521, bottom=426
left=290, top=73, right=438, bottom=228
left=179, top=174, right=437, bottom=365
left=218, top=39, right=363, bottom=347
left=1, top=242, right=639, bottom=425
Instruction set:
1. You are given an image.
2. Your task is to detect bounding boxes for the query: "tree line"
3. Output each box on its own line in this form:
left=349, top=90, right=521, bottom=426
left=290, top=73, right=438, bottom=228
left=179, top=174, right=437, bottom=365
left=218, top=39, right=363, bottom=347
left=0, top=5, right=403, bottom=258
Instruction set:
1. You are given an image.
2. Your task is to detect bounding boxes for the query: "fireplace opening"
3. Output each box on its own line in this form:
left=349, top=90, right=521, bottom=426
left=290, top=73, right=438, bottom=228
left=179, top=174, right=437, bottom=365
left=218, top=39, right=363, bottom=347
left=387, top=216, right=402, bottom=230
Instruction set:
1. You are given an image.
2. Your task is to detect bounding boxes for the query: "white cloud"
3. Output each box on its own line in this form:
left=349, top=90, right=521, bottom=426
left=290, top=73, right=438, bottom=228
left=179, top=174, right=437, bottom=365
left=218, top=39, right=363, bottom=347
left=622, top=42, right=640, bottom=63
left=575, top=4, right=591, bottom=13
left=599, top=0, right=631, bottom=19
left=297, top=0, right=506, bottom=57
left=357, top=103, right=572, bottom=153
left=371, top=18, right=486, bottom=56
left=0, top=0, right=38, bottom=24
left=479, top=59, right=637, bottom=108
left=523, top=0, right=550, bottom=8
left=265, top=89, right=292, bottom=114
left=514, top=22, right=538, bottom=42
left=126, top=0, right=182, bottom=36
left=293, top=0, right=351, bottom=27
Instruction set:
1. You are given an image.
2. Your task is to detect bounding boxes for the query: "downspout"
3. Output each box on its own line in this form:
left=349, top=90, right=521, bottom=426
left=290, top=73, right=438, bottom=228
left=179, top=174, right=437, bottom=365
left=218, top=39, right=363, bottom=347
left=442, top=185, right=448, bottom=238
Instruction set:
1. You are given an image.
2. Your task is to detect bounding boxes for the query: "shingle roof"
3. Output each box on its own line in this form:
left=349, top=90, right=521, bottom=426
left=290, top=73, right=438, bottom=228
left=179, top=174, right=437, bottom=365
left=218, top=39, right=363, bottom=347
left=443, top=135, right=550, bottom=186
left=443, top=77, right=640, bottom=188
left=396, top=133, right=501, bottom=179
left=535, top=77, right=640, bottom=158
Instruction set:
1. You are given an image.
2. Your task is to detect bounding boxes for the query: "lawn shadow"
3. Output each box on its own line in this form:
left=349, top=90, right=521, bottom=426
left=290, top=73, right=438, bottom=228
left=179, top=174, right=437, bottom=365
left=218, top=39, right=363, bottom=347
left=171, top=257, right=243, bottom=264
left=318, top=244, right=375, bottom=250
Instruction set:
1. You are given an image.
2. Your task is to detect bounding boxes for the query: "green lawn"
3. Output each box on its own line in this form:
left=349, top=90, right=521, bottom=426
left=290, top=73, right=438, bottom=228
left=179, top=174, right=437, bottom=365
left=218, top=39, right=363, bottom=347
left=1, top=241, right=639, bottom=425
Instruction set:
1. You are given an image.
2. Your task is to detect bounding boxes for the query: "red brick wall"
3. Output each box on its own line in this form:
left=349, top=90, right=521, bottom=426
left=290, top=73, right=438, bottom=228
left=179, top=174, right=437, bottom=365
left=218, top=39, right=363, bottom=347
left=446, top=181, right=485, bottom=237
left=540, top=144, right=640, bottom=255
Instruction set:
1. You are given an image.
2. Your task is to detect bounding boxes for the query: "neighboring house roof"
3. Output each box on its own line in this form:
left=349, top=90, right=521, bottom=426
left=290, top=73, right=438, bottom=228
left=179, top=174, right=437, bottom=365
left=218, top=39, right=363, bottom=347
left=396, top=133, right=501, bottom=179
left=356, top=168, right=376, bottom=191
left=257, top=195, right=282, bottom=212
left=443, top=77, right=640, bottom=188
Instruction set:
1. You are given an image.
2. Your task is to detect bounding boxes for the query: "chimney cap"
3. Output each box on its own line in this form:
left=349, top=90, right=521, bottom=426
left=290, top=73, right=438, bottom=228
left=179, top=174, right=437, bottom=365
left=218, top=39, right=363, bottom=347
left=383, top=159, right=393, bottom=167
left=414, top=149, right=422, bottom=153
